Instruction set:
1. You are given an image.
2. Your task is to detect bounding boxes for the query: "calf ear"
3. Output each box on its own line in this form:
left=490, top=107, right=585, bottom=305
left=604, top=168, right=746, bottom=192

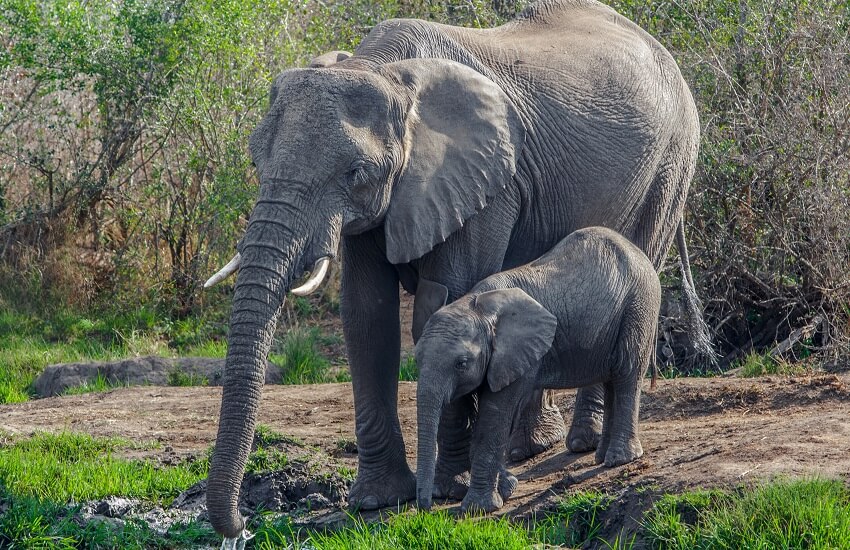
left=412, top=279, right=449, bottom=343
left=474, top=288, right=557, bottom=392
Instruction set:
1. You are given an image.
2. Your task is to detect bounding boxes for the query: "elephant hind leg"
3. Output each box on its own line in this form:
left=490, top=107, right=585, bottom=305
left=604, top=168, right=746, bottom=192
left=508, top=388, right=568, bottom=461
left=566, top=385, right=604, bottom=453
left=598, top=315, right=654, bottom=467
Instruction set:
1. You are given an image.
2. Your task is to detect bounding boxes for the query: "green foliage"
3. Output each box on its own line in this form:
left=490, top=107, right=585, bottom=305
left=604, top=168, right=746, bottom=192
left=0, top=490, right=218, bottom=549
left=63, top=373, right=124, bottom=395
left=610, top=0, right=850, bottom=365
left=304, top=510, right=537, bottom=550
left=399, top=354, right=418, bottom=381
left=0, top=306, right=226, bottom=403
left=0, top=432, right=206, bottom=504
left=272, top=327, right=346, bottom=384
left=737, top=351, right=807, bottom=377
left=643, top=479, right=850, bottom=549
left=536, top=490, right=613, bottom=547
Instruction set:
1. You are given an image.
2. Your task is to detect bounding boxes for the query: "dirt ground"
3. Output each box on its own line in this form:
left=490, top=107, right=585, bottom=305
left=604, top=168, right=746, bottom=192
left=2, top=368, right=849, bottom=541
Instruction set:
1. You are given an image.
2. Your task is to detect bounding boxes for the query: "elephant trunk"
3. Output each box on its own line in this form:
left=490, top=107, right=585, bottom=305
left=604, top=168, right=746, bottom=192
left=206, top=214, right=309, bottom=538
left=416, top=385, right=449, bottom=510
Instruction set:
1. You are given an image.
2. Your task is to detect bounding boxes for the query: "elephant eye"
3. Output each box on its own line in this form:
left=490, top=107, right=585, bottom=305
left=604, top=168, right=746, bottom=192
left=346, top=163, right=367, bottom=184
left=454, top=359, right=467, bottom=370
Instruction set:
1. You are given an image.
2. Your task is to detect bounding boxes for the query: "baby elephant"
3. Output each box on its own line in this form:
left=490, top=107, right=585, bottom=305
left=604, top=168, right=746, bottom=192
left=415, top=227, right=661, bottom=513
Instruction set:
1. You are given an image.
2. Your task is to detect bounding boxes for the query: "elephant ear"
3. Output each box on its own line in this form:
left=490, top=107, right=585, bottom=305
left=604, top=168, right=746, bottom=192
left=379, top=59, right=526, bottom=264
left=308, top=50, right=351, bottom=68
left=474, top=288, right=557, bottom=392
left=412, top=278, right=448, bottom=344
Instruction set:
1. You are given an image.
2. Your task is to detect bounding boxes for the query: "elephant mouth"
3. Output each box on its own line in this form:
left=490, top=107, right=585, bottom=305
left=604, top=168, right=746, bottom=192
left=290, top=256, right=332, bottom=296
left=204, top=254, right=334, bottom=296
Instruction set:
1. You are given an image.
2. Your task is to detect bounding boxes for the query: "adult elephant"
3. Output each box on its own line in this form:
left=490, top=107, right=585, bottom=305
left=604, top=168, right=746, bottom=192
left=204, top=0, right=709, bottom=540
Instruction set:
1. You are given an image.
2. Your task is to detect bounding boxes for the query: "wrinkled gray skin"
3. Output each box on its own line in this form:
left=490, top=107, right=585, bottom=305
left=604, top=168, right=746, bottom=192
left=207, top=0, right=702, bottom=538
left=416, top=227, right=661, bottom=513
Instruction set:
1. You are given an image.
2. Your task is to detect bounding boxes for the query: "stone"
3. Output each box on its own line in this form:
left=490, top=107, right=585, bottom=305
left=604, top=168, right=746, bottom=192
left=32, top=356, right=283, bottom=397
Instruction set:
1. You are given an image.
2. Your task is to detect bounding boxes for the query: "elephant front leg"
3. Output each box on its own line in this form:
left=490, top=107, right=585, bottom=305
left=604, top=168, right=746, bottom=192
left=566, top=384, right=605, bottom=453
left=508, top=388, right=568, bottom=461
left=341, top=233, right=415, bottom=510
left=462, top=388, right=521, bottom=513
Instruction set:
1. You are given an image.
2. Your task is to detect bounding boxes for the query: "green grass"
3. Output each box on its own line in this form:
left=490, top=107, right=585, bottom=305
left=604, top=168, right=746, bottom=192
left=300, top=510, right=539, bottom=550
left=644, top=478, right=850, bottom=549
left=536, top=490, right=613, bottom=547
left=399, top=354, right=418, bottom=381
left=737, top=351, right=808, bottom=377
left=181, top=338, right=227, bottom=358
left=0, top=432, right=206, bottom=505
left=0, top=307, right=227, bottom=403
left=63, top=373, right=126, bottom=395
left=272, top=327, right=346, bottom=384
left=0, top=432, right=215, bottom=547
left=0, top=491, right=218, bottom=549
left=166, top=367, right=209, bottom=387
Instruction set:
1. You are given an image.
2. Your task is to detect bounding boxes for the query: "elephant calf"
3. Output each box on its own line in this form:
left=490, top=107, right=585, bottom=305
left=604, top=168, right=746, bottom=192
left=414, top=226, right=661, bottom=513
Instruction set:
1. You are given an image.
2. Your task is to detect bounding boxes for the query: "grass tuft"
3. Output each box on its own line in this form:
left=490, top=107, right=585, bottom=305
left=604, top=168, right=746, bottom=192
left=63, top=373, right=125, bottom=395
left=272, top=327, right=346, bottom=384
left=535, top=490, right=613, bottom=546
left=643, top=478, right=850, bottom=549
left=399, top=354, right=418, bottom=381
left=303, top=510, right=536, bottom=550
left=738, top=351, right=808, bottom=377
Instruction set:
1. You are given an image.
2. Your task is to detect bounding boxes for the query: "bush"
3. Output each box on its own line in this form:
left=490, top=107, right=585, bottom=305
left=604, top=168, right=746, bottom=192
left=612, top=0, right=850, bottom=370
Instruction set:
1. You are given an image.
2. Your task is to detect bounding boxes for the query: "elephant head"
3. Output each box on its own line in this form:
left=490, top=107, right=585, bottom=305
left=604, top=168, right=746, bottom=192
left=414, top=288, right=557, bottom=509
left=205, top=59, right=525, bottom=537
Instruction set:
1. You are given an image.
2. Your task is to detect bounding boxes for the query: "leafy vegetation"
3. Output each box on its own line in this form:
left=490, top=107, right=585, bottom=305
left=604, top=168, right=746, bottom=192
left=0, top=432, right=205, bottom=504
left=272, top=327, right=348, bottom=384
left=608, top=0, right=850, bottom=369
left=399, top=354, right=419, bottom=381
left=1, top=0, right=845, bottom=389
left=0, top=307, right=225, bottom=403
left=0, top=491, right=219, bottom=549
left=736, top=351, right=808, bottom=377
left=644, top=479, right=850, bottom=549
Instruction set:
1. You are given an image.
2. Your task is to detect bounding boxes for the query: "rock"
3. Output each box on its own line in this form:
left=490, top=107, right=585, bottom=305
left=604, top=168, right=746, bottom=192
left=33, top=356, right=283, bottom=397
left=87, top=496, right=139, bottom=518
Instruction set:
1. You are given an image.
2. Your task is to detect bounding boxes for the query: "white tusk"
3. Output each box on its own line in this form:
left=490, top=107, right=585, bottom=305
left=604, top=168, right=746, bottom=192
left=203, top=253, right=242, bottom=289
left=290, top=257, right=330, bottom=296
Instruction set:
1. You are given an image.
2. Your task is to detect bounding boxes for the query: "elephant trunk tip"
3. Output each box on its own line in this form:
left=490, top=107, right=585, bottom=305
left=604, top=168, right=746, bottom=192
left=417, top=490, right=433, bottom=511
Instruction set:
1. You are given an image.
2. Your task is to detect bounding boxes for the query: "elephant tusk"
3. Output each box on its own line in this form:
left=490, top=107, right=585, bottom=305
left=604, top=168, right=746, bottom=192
left=290, top=257, right=331, bottom=296
left=204, top=253, right=242, bottom=289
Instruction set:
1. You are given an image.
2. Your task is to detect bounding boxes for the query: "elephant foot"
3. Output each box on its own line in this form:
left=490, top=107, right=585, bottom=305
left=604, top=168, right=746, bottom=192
left=567, top=413, right=603, bottom=453
left=498, top=468, right=517, bottom=500
left=461, top=489, right=503, bottom=514
left=432, top=469, right=470, bottom=501
left=348, top=467, right=415, bottom=510
left=596, top=438, right=643, bottom=467
left=509, top=392, right=567, bottom=461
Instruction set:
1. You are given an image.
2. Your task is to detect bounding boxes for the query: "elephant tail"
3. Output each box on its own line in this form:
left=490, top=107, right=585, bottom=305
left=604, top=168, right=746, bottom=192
left=675, top=218, right=718, bottom=367
left=650, top=329, right=658, bottom=390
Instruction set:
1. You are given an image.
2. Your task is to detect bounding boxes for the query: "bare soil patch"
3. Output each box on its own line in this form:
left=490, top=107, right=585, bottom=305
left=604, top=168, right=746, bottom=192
left=2, top=370, right=849, bottom=542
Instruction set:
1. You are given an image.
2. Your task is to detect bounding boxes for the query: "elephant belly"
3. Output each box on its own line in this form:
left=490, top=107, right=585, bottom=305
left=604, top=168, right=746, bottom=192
left=536, top=346, right=608, bottom=390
